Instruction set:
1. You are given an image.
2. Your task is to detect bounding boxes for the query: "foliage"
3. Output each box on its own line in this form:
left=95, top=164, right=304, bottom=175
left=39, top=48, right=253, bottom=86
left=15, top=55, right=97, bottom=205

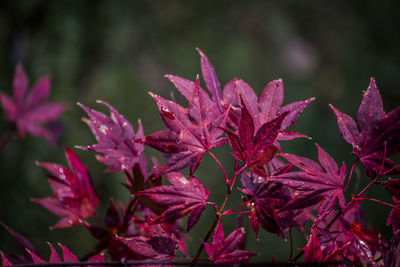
left=1, top=50, right=400, bottom=266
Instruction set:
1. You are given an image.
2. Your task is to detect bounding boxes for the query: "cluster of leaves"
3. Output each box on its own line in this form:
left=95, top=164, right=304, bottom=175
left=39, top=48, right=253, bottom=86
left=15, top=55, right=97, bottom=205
left=1, top=50, right=400, bottom=266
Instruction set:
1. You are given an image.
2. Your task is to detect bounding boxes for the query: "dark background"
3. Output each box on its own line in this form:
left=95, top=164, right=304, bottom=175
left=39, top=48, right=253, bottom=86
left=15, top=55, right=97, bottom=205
left=0, top=0, right=399, bottom=262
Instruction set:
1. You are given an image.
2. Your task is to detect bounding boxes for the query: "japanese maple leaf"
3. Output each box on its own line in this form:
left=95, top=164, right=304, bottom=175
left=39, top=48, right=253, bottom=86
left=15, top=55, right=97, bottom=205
left=27, top=242, right=103, bottom=265
left=116, top=221, right=179, bottom=262
left=164, top=48, right=226, bottom=116
left=83, top=199, right=147, bottom=261
left=0, top=64, right=65, bottom=145
left=0, top=221, right=41, bottom=264
left=78, top=100, right=144, bottom=172
left=341, top=222, right=387, bottom=264
left=144, top=77, right=227, bottom=175
left=123, top=163, right=167, bottom=215
left=330, top=77, right=400, bottom=178
left=166, top=49, right=313, bottom=140
left=318, top=206, right=386, bottom=265
left=1, top=252, right=12, bottom=266
left=0, top=223, right=103, bottom=265
left=223, top=78, right=315, bottom=141
left=137, top=172, right=211, bottom=231
left=33, top=147, right=99, bottom=228
left=303, top=229, right=349, bottom=265
left=203, top=220, right=256, bottom=263
left=268, top=144, right=346, bottom=219
left=224, top=98, right=287, bottom=177
left=239, top=172, right=310, bottom=238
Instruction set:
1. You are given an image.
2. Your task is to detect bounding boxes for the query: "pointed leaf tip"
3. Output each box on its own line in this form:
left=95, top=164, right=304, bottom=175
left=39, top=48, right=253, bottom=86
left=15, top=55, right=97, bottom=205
left=196, top=47, right=205, bottom=57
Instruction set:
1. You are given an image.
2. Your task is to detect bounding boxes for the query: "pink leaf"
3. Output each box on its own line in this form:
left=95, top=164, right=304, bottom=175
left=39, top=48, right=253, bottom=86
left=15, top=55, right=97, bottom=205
left=137, top=172, right=210, bottom=231
left=0, top=64, right=65, bottom=144
left=203, top=220, right=256, bottom=263
left=34, top=148, right=99, bottom=228
left=78, top=101, right=144, bottom=172
left=331, top=78, right=400, bottom=177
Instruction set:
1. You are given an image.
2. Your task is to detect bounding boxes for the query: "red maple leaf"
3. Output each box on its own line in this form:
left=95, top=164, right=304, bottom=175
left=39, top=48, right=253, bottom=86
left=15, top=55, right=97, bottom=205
left=239, top=172, right=310, bottom=238
left=0, top=64, right=65, bottom=145
left=268, top=144, right=346, bottom=219
left=116, top=220, right=179, bottom=262
left=33, top=147, right=99, bottom=228
left=166, top=49, right=313, bottom=140
left=83, top=199, right=148, bottom=261
left=303, top=229, right=349, bottom=265
left=144, top=77, right=227, bottom=175
left=137, top=171, right=211, bottom=231
left=330, top=77, right=400, bottom=178
left=78, top=100, right=145, bottom=172
left=203, top=220, right=256, bottom=263
left=223, top=78, right=314, bottom=141
left=224, top=98, right=287, bottom=177
left=27, top=243, right=103, bottom=265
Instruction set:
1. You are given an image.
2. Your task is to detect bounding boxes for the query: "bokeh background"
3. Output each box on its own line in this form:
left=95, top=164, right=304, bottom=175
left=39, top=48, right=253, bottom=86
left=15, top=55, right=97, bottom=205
left=0, top=0, right=399, bottom=262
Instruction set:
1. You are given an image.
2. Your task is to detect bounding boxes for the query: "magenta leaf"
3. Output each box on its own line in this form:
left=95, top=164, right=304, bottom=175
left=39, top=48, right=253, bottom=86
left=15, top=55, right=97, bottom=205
left=330, top=77, right=400, bottom=177
left=318, top=206, right=386, bottom=265
left=203, top=220, right=256, bottom=263
left=345, top=222, right=387, bottom=264
left=0, top=221, right=42, bottom=263
left=1, top=251, right=12, bottom=266
left=117, top=221, right=179, bottom=261
left=223, top=78, right=314, bottom=140
left=268, top=144, right=346, bottom=218
left=196, top=48, right=224, bottom=113
left=33, top=147, right=99, bottom=228
left=0, top=64, right=65, bottom=145
left=124, top=164, right=168, bottom=215
left=145, top=77, right=226, bottom=175
left=303, top=229, right=351, bottom=264
left=137, top=172, right=211, bottom=231
left=26, top=243, right=103, bottom=265
left=303, top=230, right=323, bottom=262
left=78, top=100, right=144, bottom=172
left=224, top=99, right=286, bottom=177
left=26, top=249, right=46, bottom=264
left=239, top=172, right=308, bottom=238
left=83, top=199, right=145, bottom=261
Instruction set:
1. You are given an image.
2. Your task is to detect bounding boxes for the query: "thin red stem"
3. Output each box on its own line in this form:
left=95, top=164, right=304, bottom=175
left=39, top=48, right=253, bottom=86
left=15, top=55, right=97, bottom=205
left=223, top=210, right=250, bottom=215
left=344, top=158, right=359, bottom=192
left=193, top=158, right=248, bottom=263
left=229, top=163, right=247, bottom=191
left=293, top=165, right=387, bottom=262
left=223, top=197, right=254, bottom=215
left=207, top=150, right=229, bottom=185
left=382, top=163, right=400, bottom=176
left=354, top=197, right=396, bottom=208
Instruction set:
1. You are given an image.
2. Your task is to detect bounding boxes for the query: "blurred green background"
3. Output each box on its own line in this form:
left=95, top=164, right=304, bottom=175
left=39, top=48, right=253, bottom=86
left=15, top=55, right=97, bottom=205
left=0, top=0, right=399, bottom=262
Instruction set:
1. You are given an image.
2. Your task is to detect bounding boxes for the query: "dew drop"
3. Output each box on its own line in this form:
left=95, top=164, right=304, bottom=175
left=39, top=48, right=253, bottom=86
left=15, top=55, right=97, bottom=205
left=99, top=124, right=108, bottom=135
left=161, top=107, right=175, bottom=120
left=180, top=177, right=189, bottom=185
